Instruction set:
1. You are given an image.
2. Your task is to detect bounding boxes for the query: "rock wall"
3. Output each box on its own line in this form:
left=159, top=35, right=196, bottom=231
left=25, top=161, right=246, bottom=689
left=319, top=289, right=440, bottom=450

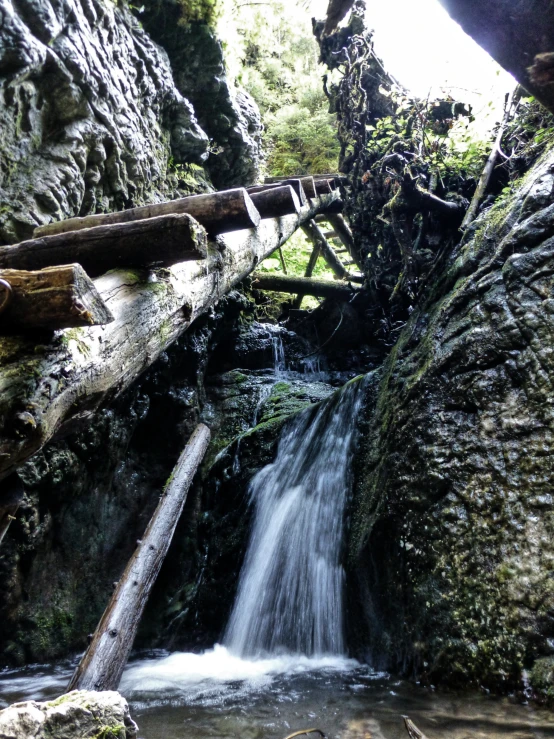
left=347, top=146, right=554, bottom=692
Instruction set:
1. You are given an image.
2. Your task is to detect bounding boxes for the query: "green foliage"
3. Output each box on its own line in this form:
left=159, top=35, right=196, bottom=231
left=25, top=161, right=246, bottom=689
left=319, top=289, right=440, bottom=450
left=177, top=0, right=219, bottom=26
left=219, top=0, right=340, bottom=176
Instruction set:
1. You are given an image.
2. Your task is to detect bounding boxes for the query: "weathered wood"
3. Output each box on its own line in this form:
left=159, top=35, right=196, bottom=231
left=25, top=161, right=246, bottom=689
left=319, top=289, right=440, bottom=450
left=264, top=176, right=317, bottom=199
left=293, top=236, right=322, bottom=309
left=0, top=475, right=23, bottom=546
left=0, top=265, right=114, bottom=332
left=314, top=180, right=332, bottom=195
left=0, top=214, right=208, bottom=278
left=323, top=230, right=338, bottom=239
left=249, top=186, right=301, bottom=218
left=327, top=214, right=364, bottom=271
left=252, top=273, right=361, bottom=300
left=461, top=89, right=515, bottom=229
left=67, top=423, right=211, bottom=692
left=33, top=188, right=261, bottom=238
left=0, top=192, right=340, bottom=480
left=403, top=716, right=428, bottom=739
left=302, top=219, right=364, bottom=283
left=248, top=180, right=307, bottom=206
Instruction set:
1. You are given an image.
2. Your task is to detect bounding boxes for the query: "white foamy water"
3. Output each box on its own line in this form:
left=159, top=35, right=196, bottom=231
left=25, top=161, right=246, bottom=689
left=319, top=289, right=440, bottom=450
left=119, top=645, right=359, bottom=705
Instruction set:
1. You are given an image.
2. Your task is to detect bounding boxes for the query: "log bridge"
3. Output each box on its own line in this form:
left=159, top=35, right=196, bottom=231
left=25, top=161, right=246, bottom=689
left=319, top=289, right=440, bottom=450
left=0, top=176, right=343, bottom=486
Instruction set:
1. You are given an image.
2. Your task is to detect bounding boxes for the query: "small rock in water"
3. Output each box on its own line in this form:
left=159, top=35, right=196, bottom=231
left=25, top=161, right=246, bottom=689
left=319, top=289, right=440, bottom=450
left=0, top=689, right=138, bottom=739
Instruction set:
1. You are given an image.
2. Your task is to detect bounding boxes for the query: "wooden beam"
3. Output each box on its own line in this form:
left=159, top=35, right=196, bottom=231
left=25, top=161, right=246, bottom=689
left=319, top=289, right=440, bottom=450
left=0, top=475, right=23, bottom=546
left=263, top=176, right=317, bottom=199
left=252, top=273, right=361, bottom=300
left=327, top=214, right=364, bottom=272
left=247, top=181, right=307, bottom=206
left=33, top=189, right=261, bottom=238
left=67, top=423, right=211, bottom=692
left=0, top=214, right=207, bottom=278
left=0, top=192, right=340, bottom=480
left=0, top=265, right=114, bottom=332
left=249, top=186, right=301, bottom=219
left=302, top=219, right=363, bottom=283
left=314, top=180, right=332, bottom=195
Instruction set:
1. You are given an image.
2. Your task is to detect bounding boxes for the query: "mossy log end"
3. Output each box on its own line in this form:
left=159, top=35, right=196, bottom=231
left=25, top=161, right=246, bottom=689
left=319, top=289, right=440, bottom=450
left=249, top=185, right=301, bottom=218
left=33, top=188, right=261, bottom=238
left=67, top=423, right=211, bottom=692
left=0, top=192, right=340, bottom=482
left=252, top=273, right=362, bottom=300
left=0, top=265, right=114, bottom=332
left=0, top=214, right=208, bottom=278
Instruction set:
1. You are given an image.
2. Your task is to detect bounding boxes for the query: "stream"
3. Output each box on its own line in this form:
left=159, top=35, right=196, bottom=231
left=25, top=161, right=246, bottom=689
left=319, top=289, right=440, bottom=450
left=1, top=341, right=553, bottom=739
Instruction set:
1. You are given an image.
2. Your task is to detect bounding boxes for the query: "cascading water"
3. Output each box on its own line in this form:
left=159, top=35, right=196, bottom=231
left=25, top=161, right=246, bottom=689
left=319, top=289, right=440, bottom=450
left=224, top=375, right=368, bottom=658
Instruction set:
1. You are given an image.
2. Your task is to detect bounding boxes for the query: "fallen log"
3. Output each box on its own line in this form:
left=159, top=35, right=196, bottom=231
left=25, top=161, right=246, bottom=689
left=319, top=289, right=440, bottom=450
left=33, top=188, right=261, bottom=238
left=67, top=423, right=211, bottom=692
left=0, top=265, right=114, bottom=332
left=0, top=192, right=340, bottom=480
left=0, top=214, right=207, bottom=278
left=403, top=716, right=428, bottom=739
left=302, top=219, right=364, bottom=283
left=0, top=475, right=24, bottom=546
left=327, top=214, right=364, bottom=271
left=249, top=186, right=301, bottom=218
left=248, top=181, right=307, bottom=206
left=252, top=273, right=361, bottom=300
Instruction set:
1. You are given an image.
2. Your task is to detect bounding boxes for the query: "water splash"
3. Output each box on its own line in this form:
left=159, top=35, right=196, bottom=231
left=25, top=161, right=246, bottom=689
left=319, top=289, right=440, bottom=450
left=224, top=376, right=368, bottom=657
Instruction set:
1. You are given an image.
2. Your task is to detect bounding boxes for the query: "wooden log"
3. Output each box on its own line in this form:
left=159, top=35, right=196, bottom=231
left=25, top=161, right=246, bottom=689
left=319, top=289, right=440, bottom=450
left=248, top=180, right=307, bottom=206
left=315, top=180, right=332, bottom=195
left=263, top=176, right=317, bottom=199
left=403, top=716, right=428, bottom=739
left=327, top=214, right=364, bottom=271
left=33, top=189, right=261, bottom=238
left=0, top=214, right=207, bottom=278
left=0, top=191, right=341, bottom=480
left=0, top=475, right=24, bottom=546
left=252, top=273, right=361, bottom=300
left=0, top=265, right=114, bottom=332
left=323, top=230, right=338, bottom=239
left=249, top=186, right=301, bottom=219
left=67, top=423, right=211, bottom=692
left=302, top=219, right=348, bottom=279
left=293, top=236, right=322, bottom=309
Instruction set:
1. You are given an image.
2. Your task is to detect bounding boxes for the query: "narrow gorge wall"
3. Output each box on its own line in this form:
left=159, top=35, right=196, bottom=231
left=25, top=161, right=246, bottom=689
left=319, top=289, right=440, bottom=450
left=348, top=146, right=554, bottom=693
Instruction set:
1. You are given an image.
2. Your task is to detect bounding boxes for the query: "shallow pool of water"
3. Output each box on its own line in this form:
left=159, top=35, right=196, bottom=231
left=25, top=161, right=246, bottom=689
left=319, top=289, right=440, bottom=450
left=1, top=646, right=553, bottom=739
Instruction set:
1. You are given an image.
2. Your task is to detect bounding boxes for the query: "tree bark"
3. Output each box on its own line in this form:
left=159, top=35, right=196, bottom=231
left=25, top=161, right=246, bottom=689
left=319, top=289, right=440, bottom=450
left=33, top=188, right=261, bottom=238
left=252, top=273, right=361, bottom=300
left=249, top=186, right=301, bottom=218
left=0, top=214, right=207, bottom=278
left=0, top=192, right=340, bottom=481
left=66, top=423, right=211, bottom=692
left=437, top=0, right=554, bottom=113
left=0, top=265, right=114, bottom=332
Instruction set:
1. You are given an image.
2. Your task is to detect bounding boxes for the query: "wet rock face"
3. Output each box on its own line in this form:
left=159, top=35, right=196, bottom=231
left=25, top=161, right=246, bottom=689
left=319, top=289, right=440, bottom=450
left=0, top=690, right=138, bottom=738
left=349, top=149, right=554, bottom=690
left=137, top=6, right=263, bottom=188
left=0, top=294, right=247, bottom=665
left=0, top=0, right=209, bottom=244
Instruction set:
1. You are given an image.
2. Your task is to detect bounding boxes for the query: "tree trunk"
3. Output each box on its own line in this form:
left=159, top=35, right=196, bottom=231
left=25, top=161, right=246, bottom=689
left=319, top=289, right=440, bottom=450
left=33, top=188, right=261, bottom=238
left=437, top=0, right=554, bottom=113
left=249, top=186, right=301, bottom=218
left=252, top=273, right=361, bottom=300
left=66, top=423, right=211, bottom=692
left=0, top=475, right=23, bottom=545
left=0, top=265, right=114, bottom=332
left=0, top=192, right=340, bottom=481
left=0, top=214, right=207, bottom=278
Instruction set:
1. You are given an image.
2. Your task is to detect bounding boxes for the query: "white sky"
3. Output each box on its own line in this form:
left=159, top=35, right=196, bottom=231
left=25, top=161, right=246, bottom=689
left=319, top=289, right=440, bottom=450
left=310, top=0, right=515, bottom=116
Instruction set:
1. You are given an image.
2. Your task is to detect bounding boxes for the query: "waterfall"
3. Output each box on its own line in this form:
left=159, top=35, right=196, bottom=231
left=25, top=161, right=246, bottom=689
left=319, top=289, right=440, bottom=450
left=224, top=376, right=368, bottom=658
